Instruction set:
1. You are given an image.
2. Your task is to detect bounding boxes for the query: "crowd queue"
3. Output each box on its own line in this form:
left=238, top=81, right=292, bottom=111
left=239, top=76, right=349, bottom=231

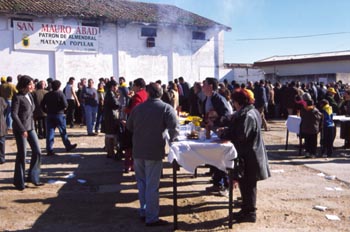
left=1, top=73, right=350, bottom=226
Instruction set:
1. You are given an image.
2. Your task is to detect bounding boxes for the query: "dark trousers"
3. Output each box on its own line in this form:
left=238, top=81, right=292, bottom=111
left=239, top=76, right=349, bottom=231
left=303, top=133, right=318, bottom=155
left=212, top=167, right=228, bottom=188
left=238, top=176, right=257, bottom=213
left=0, top=136, right=5, bottom=163
left=35, top=116, right=46, bottom=138
left=13, top=130, right=41, bottom=189
left=66, top=99, right=76, bottom=127
left=322, top=127, right=334, bottom=156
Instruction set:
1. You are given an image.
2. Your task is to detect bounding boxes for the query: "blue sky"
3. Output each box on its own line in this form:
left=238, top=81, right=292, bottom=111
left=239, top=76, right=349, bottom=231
left=137, top=0, right=350, bottom=63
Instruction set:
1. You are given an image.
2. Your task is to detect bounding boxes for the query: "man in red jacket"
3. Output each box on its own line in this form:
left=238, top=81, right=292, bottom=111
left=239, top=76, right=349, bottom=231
left=122, top=78, right=148, bottom=173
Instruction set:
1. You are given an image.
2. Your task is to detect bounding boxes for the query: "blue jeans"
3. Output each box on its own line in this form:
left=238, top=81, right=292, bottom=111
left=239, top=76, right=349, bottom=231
left=46, top=114, right=72, bottom=152
left=85, top=105, right=97, bottom=134
left=133, top=158, right=163, bottom=223
left=94, top=105, right=103, bottom=132
left=5, top=100, right=12, bottom=129
left=13, top=130, right=41, bottom=188
left=0, top=136, right=5, bottom=163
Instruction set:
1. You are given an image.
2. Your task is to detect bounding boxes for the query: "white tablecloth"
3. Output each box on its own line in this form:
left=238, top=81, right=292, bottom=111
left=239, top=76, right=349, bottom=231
left=168, top=128, right=237, bottom=173
left=285, top=115, right=350, bottom=135
left=333, top=115, right=350, bottom=122
left=286, top=115, right=301, bottom=134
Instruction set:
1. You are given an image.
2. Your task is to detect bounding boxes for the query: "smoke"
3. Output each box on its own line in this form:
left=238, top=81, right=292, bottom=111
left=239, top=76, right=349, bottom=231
left=221, top=0, right=243, bottom=25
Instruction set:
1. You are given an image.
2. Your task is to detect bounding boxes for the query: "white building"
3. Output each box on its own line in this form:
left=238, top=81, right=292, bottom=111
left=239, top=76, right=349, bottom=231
left=254, top=51, right=350, bottom=84
left=0, top=0, right=230, bottom=85
left=221, top=63, right=264, bottom=84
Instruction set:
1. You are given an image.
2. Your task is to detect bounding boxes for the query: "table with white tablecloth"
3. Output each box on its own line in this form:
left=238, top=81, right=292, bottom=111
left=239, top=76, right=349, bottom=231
left=168, top=128, right=237, bottom=230
left=285, top=115, right=350, bottom=153
left=285, top=115, right=303, bottom=154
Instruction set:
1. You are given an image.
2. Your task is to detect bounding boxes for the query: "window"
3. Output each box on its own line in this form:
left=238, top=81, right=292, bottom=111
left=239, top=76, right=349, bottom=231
left=10, top=18, right=32, bottom=28
left=192, top=31, right=206, bottom=40
left=146, top=37, right=155, bottom=47
left=141, top=27, right=157, bottom=37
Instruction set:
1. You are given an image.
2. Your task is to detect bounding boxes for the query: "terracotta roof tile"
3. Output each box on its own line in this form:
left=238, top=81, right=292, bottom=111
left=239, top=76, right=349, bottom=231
left=0, top=0, right=230, bottom=30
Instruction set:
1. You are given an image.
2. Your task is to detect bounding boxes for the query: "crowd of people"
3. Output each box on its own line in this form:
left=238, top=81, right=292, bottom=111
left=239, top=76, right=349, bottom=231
left=1, top=73, right=350, bottom=225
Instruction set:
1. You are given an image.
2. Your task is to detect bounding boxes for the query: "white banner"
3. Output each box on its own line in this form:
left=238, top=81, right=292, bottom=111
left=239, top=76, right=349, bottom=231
left=13, top=21, right=99, bottom=52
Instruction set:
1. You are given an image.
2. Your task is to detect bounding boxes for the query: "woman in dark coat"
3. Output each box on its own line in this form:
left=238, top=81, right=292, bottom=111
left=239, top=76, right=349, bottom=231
left=218, top=88, right=270, bottom=223
left=103, top=80, right=120, bottom=158
left=12, top=75, right=42, bottom=190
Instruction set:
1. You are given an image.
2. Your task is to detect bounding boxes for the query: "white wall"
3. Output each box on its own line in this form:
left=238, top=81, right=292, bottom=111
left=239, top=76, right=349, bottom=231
left=117, top=24, right=170, bottom=85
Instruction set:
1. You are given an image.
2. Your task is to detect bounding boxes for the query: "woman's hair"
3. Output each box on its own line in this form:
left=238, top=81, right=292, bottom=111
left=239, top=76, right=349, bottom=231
left=16, top=75, right=33, bottom=93
left=231, top=88, right=254, bottom=106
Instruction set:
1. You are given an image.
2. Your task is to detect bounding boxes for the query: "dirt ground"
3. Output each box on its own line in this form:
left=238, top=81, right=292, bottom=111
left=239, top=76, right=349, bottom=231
left=0, top=120, right=350, bottom=232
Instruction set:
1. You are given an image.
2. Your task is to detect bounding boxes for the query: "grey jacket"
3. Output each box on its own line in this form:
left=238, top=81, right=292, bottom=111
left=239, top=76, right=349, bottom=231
left=126, top=98, right=179, bottom=161
left=0, top=97, right=7, bottom=136
left=11, top=93, right=35, bottom=134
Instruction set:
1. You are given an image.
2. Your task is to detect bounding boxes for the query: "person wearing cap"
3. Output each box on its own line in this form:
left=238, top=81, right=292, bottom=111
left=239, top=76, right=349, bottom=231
left=0, top=76, right=17, bottom=131
left=319, top=99, right=335, bottom=157
left=126, top=82, right=178, bottom=226
left=325, top=87, right=340, bottom=114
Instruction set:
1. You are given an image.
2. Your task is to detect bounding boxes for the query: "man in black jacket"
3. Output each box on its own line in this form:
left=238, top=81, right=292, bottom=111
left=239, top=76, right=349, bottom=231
left=41, top=80, right=77, bottom=156
left=202, top=77, right=233, bottom=195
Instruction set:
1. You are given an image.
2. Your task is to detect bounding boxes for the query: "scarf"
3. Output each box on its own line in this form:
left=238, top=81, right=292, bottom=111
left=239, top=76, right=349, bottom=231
left=322, top=104, right=333, bottom=115
left=120, top=82, right=128, bottom=88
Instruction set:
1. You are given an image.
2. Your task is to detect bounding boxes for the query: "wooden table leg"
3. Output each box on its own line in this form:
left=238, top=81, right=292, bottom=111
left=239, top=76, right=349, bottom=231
left=173, top=160, right=178, bottom=230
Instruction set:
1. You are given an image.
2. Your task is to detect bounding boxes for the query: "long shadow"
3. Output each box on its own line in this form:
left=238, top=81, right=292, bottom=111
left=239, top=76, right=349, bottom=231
left=266, top=144, right=350, bottom=162
left=20, top=146, right=143, bottom=231
left=3, top=140, right=252, bottom=231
